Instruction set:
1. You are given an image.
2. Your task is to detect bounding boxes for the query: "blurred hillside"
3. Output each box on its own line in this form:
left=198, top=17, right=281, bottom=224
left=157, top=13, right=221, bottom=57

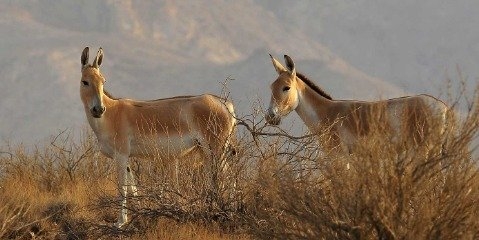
left=0, top=0, right=477, bottom=144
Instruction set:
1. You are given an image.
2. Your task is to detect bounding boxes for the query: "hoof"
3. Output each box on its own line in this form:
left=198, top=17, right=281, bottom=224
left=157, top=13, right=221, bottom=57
left=115, top=218, right=128, bottom=228
left=115, top=221, right=126, bottom=228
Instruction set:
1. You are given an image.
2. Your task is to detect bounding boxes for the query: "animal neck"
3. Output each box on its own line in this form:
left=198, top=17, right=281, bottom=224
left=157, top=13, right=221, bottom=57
left=102, top=89, right=119, bottom=103
left=102, top=89, right=118, bottom=107
left=294, top=79, right=333, bottom=132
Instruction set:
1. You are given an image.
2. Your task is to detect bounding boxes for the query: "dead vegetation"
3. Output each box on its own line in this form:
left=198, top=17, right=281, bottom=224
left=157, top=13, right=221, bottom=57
left=0, top=84, right=478, bottom=239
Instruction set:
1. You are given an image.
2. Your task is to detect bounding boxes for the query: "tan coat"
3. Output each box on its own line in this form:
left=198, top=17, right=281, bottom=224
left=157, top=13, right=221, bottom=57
left=267, top=54, right=448, bottom=153
left=80, top=47, right=236, bottom=227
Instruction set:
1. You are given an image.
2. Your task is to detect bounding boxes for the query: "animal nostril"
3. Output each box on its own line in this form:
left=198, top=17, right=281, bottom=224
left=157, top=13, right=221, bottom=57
left=91, top=106, right=105, bottom=115
left=94, top=106, right=104, bottom=112
left=265, top=112, right=280, bottom=125
left=266, top=111, right=275, bottom=120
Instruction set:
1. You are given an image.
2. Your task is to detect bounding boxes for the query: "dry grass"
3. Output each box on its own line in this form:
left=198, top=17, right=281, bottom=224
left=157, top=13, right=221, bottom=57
left=0, top=84, right=478, bottom=239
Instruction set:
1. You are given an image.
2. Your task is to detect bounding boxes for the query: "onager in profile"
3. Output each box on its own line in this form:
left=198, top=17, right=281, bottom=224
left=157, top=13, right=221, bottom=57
left=265, top=54, right=448, bottom=155
left=80, top=47, right=236, bottom=227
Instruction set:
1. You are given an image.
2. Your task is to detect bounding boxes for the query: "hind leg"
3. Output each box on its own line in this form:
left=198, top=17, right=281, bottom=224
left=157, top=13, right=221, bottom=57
left=175, top=145, right=201, bottom=189
left=126, top=164, right=138, bottom=197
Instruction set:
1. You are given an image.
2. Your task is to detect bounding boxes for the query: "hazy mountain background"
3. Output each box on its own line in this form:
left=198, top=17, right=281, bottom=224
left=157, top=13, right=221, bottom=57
left=1, top=0, right=478, bottom=145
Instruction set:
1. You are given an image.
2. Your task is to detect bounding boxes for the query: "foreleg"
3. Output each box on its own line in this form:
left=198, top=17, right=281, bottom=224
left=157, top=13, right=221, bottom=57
left=115, top=154, right=130, bottom=228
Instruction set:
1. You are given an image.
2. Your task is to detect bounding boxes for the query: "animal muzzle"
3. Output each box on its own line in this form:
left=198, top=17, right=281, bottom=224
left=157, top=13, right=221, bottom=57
left=90, top=105, right=106, bottom=118
left=265, top=108, right=281, bottom=125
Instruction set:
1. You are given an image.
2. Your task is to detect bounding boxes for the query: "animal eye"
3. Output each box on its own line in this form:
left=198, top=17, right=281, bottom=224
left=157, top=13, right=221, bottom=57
left=283, top=86, right=291, bottom=92
left=81, top=81, right=89, bottom=86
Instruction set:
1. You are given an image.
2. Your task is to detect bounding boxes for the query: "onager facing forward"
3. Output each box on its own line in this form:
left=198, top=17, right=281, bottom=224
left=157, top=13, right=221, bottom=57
left=266, top=54, right=448, bottom=154
left=80, top=47, right=236, bottom=227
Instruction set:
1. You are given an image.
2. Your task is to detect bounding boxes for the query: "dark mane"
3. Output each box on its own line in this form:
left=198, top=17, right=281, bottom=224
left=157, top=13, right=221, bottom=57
left=103, top=90, right=197, bottom=102
left=296, top=72, right=332, bottom=100
left=103, top=90, right=119, bottom=100
left=144, top=95, right=196, bottom=102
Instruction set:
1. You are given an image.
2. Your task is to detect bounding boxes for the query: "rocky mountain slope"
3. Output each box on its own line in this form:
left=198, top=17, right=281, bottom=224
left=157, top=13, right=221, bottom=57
left=1, top=1, right=475, bottom=144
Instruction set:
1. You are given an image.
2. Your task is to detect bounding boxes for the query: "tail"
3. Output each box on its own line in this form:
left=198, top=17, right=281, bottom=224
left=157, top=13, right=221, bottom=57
left=440, top=104, right=457, bottom=155
left=225, top=101, right=237, bottom=156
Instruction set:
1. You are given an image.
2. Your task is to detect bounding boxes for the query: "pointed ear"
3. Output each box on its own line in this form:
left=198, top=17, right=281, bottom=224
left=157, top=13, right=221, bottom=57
left=92, top=47, right=104, bottom=68
left=269, top=54, right=287, bottom=74
left=81, top=47, right=89, bottom=69
left=284, top=55, right=296, bottom=77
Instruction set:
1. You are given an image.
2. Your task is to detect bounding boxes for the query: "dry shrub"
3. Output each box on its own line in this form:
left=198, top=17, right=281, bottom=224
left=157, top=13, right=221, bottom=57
left=95, top=130, right=248, bottom=238
left=1, top=80, right=478, bottom=240
left=0, top=129, right=115, bottom=239
left=129, top=219, right=249, bottom=240
left=243, top=89, right=479, bottom=239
